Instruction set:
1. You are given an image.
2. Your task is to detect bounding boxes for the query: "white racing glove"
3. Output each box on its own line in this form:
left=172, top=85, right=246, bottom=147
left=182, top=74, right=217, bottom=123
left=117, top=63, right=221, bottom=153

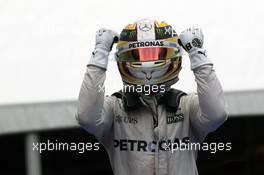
left=179, top=27, right=212, bottom=70
left=89, top=28, right=119, bottom=69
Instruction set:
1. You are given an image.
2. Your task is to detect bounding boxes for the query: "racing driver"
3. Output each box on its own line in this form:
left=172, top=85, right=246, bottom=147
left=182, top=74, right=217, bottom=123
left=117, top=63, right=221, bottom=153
left=76, top=19, right=228, bottom=175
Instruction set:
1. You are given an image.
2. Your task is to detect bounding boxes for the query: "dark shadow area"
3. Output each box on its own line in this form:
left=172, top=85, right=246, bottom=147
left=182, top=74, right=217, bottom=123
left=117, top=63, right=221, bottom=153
left=197, top=116, right=264, bottom=175
left=0, top=133, right=26, bottom=175
left=39, top=129, right=113, bottom=175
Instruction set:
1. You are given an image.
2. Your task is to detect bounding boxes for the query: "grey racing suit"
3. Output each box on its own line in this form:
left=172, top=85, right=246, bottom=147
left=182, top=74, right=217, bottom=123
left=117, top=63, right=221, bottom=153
left=76, top=55, right=227, bottom=175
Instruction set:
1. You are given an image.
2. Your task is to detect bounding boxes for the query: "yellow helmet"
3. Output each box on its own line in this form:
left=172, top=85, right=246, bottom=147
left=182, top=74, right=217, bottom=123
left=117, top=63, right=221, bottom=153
left=115, top=19, right=183, bottom=86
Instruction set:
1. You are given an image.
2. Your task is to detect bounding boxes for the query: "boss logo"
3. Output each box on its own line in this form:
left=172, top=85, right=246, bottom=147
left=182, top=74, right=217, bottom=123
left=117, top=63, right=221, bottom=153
left=167, top=113, right=184, bottom=124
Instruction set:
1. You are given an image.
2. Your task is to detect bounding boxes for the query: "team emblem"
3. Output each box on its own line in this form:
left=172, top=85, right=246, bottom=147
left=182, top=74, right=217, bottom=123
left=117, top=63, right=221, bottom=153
left=139, top=22, right=152, bottom=32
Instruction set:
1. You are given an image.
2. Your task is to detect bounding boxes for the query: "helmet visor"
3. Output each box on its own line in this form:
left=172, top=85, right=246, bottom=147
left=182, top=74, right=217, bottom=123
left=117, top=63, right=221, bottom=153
left=116, top=47, right=180, bottom=62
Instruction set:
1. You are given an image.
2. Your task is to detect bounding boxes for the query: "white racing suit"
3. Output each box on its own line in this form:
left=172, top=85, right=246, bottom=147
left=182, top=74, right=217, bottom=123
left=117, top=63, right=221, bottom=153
left=76, top=56, right=227, bottom=175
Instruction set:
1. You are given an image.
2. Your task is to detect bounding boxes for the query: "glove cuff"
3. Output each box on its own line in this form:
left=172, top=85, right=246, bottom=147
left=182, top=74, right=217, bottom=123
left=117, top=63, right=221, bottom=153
left=88, top=48, right=109, bottom=69
left=188, top=48, right=213, bottom=70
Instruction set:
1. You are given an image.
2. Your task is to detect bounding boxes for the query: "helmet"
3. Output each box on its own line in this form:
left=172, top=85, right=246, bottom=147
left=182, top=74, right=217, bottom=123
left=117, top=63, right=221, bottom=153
left=115, top=19, right=182, bottom=87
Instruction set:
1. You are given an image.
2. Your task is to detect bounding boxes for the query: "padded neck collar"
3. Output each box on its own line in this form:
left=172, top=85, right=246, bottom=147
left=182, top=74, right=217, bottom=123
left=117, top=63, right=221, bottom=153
left=112, top=88, right=186, bottom=112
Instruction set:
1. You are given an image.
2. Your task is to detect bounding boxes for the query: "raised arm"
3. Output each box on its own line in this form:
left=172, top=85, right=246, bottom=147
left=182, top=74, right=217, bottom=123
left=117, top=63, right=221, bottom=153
left=179, top=27, right=228, bottom=139
left=76, top=29, right=119, bottom=141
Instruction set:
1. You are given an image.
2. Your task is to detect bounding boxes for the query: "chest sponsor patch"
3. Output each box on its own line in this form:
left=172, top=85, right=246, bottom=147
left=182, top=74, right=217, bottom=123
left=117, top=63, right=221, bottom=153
left=115, top=115, right=138, bottom=124
left=113, top=137, right=190, bottom=152
left=167, top=113, right=184, bottom=124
